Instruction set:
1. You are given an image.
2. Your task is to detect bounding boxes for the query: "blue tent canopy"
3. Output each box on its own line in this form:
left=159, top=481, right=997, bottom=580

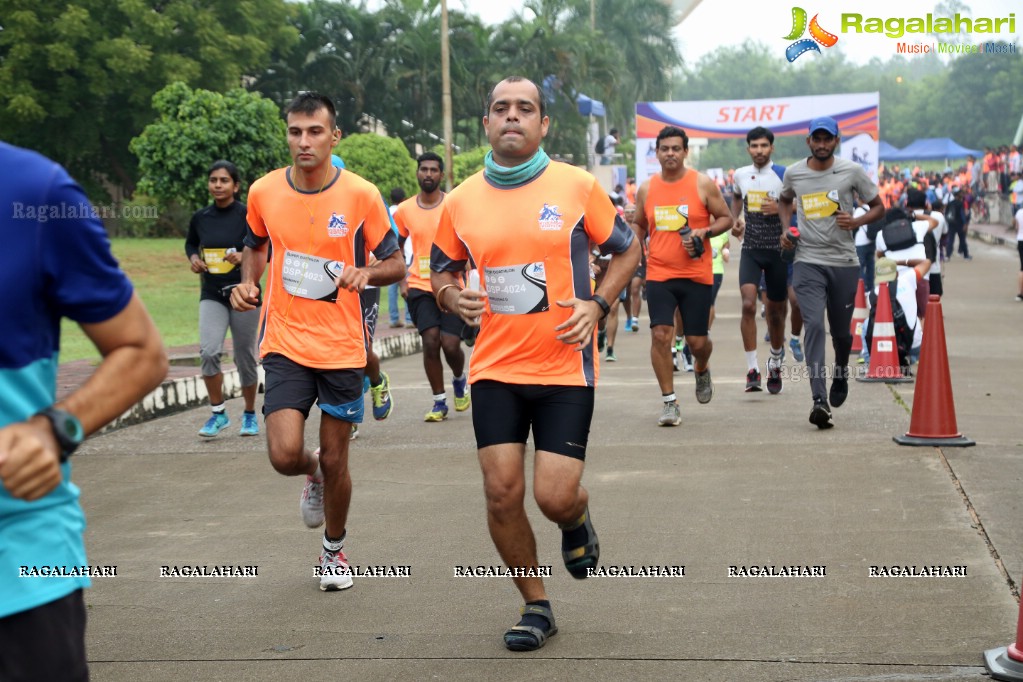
left=576, top=94, right=605, bottom=118
left=878, top=140, right=902, bottom=160
left=886, top=138, right=982, bottom=161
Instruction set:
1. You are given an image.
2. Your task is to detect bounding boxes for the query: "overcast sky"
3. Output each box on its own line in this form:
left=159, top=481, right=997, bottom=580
left=452, top=0, right=1020, bottom=66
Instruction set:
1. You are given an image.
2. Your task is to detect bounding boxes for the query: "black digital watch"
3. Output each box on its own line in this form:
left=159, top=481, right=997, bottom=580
left=35, top=407, right=84, bottom=463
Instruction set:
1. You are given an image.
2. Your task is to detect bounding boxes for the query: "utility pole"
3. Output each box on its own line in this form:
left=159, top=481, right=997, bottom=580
left=441, top=0, right=454, bottom=191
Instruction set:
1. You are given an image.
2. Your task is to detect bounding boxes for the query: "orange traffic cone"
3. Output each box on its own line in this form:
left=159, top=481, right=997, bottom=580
left=856, top=281, right=912, bottom=384
left=984, top=580, right=1023, bottom=679
left=850, top=278, right=867, bottom=354
left=893, top=295, right=974, bottom=446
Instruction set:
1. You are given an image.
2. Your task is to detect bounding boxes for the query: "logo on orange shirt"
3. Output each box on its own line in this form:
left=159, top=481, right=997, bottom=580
left=327, top=213, right=349, bottom=237
left=538, top=203, right=564, bottom=231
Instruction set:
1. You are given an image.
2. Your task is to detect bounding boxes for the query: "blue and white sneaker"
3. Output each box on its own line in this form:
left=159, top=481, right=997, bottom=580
left=370, top=371, right=393, bottom=420
left=239, top=411, right=259, bottom=436
left=199, top=411, right=230, bottom=438
left=452, top=375, right=470, bottom=412
left=790, top=338, right=805, bottom=363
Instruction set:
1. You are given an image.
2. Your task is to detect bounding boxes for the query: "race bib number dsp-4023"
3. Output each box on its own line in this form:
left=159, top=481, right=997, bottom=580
left=282, top=250, right=344, bottom=302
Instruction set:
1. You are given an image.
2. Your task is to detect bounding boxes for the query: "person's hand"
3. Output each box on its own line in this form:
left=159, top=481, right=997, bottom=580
left=230, top=282, right=260, bottom=311
left=780, top=232, right=795, bottom=249
left=335, top=266, right=370, bottom=293
left=554, top=298, right=603, bottom=351
left=835, top=211, right=857, bottom=231
left=761, top=196, right=779, bottom=216
left=0, top=419, right=63, bottom=501
left=455, top=288, right=488, bottom=328
left=189, top=255, right=208, bottom=274
left=225, top=250, right=243, bottom=265
left=731, top=219, right=745, bottom=239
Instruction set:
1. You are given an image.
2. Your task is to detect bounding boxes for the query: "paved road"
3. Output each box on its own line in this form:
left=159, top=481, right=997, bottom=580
left=73, top=234, right=1021, bottom=681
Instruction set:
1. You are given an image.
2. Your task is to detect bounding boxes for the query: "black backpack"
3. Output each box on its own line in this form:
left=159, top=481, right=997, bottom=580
left=595, top=136, right=606, bottom=154
left=944, top=199, right=962, bottom=226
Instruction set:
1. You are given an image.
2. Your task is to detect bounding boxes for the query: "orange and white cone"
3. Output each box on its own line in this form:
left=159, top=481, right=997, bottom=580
left=856, top=281, right=913, bottom=384
left=850, top=278, right=868, bottom=354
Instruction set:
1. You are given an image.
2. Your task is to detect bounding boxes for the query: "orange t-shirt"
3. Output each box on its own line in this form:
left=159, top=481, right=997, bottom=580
left=394, top=195, right=444, bottom=293
left=247, top=167, right=396, bottom=369
left=433, top=163, right=634, bottom=387
left=644, top=172, right=712, bottom=285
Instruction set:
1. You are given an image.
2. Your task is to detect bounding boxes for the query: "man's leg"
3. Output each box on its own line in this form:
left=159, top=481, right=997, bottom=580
left=605, top=297, right=620, bottom=359
left=629, top=275, right=643, bottom=329
left=318, top=413, right=354, bottom=541
left=792, top=263, right=829, bottom=405
left=824, top=266, right=860, bottom=409
left=480, top=442, right=541, bottom=598
left=651, top=325, right=676, bottom=394
left=421, top=325, right=445, bottom=392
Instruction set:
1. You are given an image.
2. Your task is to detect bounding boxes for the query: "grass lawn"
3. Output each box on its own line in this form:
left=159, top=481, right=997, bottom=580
left=59, top=239, right=406, bottom=363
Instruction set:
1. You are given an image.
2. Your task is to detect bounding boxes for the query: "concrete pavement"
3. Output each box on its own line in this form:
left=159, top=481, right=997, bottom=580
left=71, top=233, right=1021, bottom=681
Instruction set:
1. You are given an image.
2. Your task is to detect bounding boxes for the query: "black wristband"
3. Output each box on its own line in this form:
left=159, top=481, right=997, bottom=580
left=590, top=294, right=610, bottom=319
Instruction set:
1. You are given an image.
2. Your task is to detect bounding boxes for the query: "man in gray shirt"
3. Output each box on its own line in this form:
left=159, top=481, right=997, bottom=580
left=778, top=117, right=884, bottom=429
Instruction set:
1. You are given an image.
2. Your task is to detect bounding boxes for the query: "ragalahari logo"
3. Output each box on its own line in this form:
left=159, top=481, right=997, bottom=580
left=784, top=7, right=839, bottom=62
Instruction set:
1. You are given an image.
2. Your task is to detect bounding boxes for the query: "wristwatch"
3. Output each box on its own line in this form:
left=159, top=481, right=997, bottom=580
left=35, top=407, right=84, bottom=462
left=590, top=294, right=611, bottom=319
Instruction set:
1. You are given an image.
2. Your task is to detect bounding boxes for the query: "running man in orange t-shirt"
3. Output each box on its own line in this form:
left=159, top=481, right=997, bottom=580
left=431, top=76, right=639, bottom=652
left=230, top=93, right=405, bottom=592
left=634, top=126, right=733, bottom=427
left=394, top=152, right=469, bottom=422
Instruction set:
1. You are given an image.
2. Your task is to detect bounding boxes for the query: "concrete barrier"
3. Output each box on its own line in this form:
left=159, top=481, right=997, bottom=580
left=102, top=330, right=423, bottom=432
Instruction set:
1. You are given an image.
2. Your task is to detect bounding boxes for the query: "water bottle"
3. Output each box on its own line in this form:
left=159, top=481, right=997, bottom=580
left=780, top=227, right=800, bottom=263
left=679, top=225, right=704, bottom=259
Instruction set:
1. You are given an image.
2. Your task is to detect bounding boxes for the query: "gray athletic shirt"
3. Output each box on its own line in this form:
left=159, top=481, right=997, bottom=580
left=781, top=157, right=879, bottom=267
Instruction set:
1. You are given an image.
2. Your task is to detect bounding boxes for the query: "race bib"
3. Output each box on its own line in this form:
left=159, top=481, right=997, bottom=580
left=483, top=262, right=549, bottom=315
left=281, top=250, right=344, bottom=302
left=202, top=247, right=235, bottom=275
left=746, top=190, right=768, bottom=213
left=654, top=205, right=688, bottom=232
left=417, top=255, right=431, bottom=279
left=801, top=191, right=841, bottom=220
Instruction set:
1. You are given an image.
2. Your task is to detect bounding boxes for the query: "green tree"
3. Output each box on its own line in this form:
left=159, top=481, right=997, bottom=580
left=336, top=133, right=417, bottom=198
left=130, top=83, right=291, bottom=211
left=452, top=147, right=489, bottom=185
left=0, top=0, right=297, bottom=198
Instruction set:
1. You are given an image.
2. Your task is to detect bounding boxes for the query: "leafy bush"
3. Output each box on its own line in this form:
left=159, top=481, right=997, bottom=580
left=131, top=83, right=290, bottom=211
left=335, top=134, right=417, bottom=198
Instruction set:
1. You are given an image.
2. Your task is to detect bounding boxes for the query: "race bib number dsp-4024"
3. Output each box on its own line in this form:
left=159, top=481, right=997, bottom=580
left=483, top=262, right=549, bottom=315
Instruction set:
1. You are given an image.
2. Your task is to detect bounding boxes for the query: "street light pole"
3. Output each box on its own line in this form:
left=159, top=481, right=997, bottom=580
left=440, top=0, right=454, bottom=191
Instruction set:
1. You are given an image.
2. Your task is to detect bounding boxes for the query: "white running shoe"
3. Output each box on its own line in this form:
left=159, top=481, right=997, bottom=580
left=319, top=547, right=354, bottom=591
left=300, top=448, right=325, bottom=528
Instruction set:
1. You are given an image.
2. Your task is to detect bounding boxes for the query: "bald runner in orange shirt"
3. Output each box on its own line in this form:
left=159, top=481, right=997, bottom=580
left=231, top=92, right=405, bottom=592
left=431, top=76, right=639, bottom=652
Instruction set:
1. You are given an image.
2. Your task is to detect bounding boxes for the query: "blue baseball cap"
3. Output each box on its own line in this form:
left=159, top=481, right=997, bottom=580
left=808, top=116, right=839, bottom=136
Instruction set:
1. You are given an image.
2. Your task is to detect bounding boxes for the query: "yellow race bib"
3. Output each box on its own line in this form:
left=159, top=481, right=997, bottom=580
left=801, top=191, right=840, bottom=220
left=202, top=248, right=235, bottom=274
left=654, top=205, right=688, bottom=232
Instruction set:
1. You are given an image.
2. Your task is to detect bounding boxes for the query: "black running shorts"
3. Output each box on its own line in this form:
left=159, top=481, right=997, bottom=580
left=646, top=278, right=713, bottom=336
left=739, top=248, right=788, bottom=302
left=470, top=380, right=595, bottom=460
left=0, top=590, right=88, bottom=682
left=262, top=353, right=364, bottom=422
left=407, top=289, right=464, bottom=337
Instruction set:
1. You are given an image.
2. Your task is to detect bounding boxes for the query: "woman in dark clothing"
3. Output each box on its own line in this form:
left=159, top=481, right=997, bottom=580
left=185, top=160, right=261, bottom=437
